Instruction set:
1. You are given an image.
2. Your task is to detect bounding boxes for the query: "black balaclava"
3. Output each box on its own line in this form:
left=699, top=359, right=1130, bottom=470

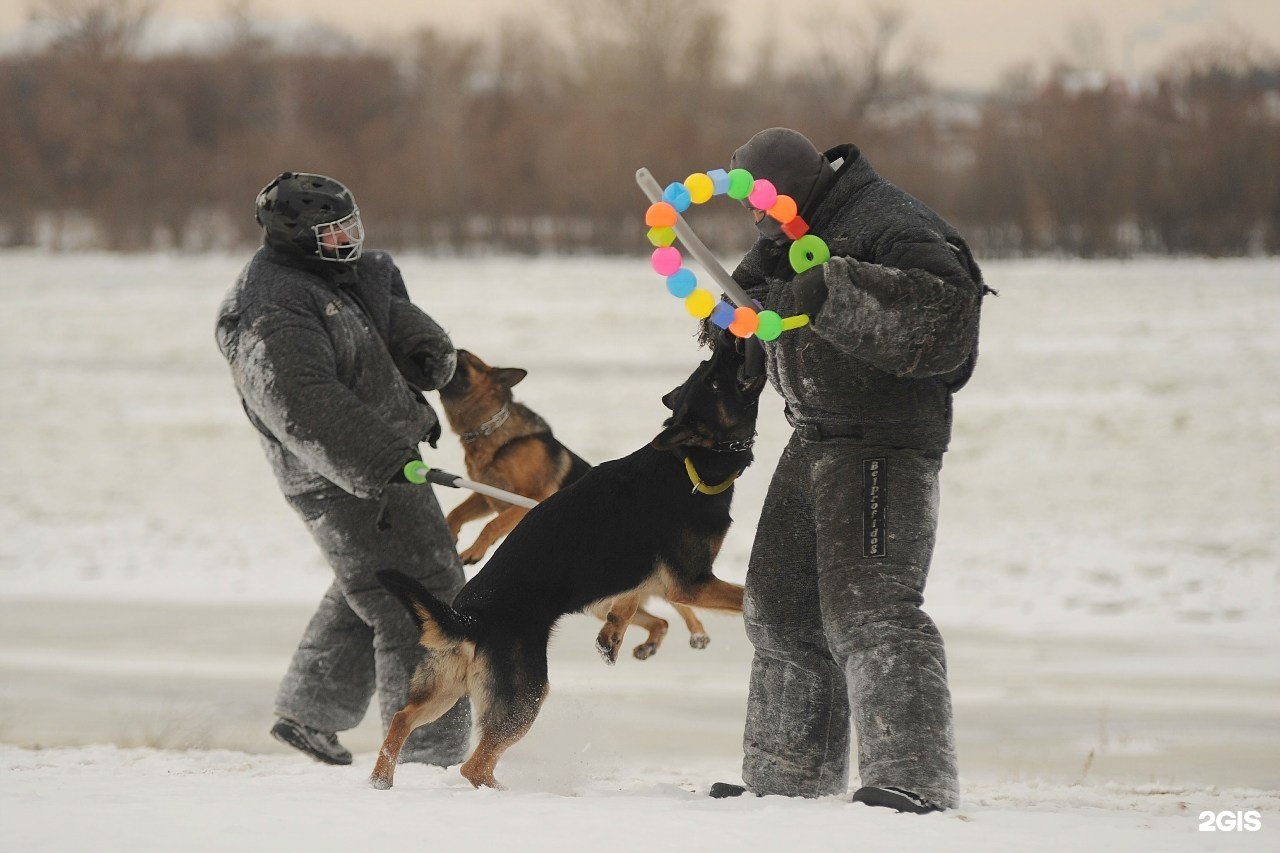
left=730, top=128, right=837, bottom=244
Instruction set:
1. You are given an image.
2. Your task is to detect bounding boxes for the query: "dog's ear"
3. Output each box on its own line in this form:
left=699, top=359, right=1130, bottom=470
left=651, top=423, right=698, bottom=451
left=493, top=368, right=527, bottom=388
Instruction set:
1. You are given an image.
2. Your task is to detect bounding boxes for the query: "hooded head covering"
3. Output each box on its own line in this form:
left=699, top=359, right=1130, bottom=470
left=730, top=128, right=837, bottom=243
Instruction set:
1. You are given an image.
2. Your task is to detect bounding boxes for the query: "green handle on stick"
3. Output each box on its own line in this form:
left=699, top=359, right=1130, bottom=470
left=403, top=461, right=539, bottom=509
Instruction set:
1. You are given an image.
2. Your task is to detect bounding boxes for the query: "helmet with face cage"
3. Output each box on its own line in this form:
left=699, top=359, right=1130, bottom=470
left=255, top=172, right=364, bottom=262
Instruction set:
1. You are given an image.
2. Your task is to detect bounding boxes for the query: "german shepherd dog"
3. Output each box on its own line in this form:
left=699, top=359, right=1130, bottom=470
left=438, top=350, right=589, bottom=564
left=439, top=348, right=724, bottom=661
left=371, top=344, right=764, bottom=790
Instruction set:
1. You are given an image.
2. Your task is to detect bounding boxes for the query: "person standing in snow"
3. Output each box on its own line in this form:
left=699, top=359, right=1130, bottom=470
left=708, top=129, right=989, bottom=812
left=215, top=172, right=469, bottom=767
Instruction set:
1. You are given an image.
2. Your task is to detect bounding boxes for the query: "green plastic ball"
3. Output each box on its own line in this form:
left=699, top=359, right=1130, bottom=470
left=755, top=310, right=784, bottom=341
left=727, top=169, right=755, bottom=200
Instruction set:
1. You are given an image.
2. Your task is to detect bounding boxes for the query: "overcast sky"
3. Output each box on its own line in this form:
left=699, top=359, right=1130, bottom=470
left=1, top=0, right=1275, bottom=89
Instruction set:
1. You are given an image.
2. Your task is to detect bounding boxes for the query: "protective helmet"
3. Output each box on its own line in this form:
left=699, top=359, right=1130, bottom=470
left=255, top=172, right=365, bottom=262
left=730, top=128, right=836, bottom=244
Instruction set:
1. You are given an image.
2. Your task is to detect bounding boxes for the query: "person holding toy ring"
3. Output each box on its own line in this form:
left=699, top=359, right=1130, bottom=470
left=706, top=128, right=992, bottom=813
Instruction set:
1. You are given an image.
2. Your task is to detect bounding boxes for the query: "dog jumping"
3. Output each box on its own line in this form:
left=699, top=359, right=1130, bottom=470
left=371, top=343, right=764, bottom=790
left=438, top=348, right=723, bottom=660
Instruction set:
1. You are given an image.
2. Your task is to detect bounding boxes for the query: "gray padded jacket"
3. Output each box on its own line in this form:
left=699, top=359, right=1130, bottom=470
left=216, top=246, right=455, bottom=500
left=733, top=144, right=987, bottom=451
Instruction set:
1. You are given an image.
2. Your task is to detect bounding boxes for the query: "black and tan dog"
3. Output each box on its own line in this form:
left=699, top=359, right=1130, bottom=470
left=438, top=349, right=589, bottom=565
left=371, top=344, right=764, bottom=790
left=439, top=348, right=721, bottom=660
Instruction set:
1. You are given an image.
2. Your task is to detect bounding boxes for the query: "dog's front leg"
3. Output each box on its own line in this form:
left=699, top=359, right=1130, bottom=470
left=670, top=602, right=711, bottom=649
left=669, top=578, right=744, bottom=614
left=446, top=492, right=495, bottom=543
left=595, top=594, right=641, bottom=665
left=459, top=505, right=530, bottom=565
left=629, top=606, right=670, bottom=660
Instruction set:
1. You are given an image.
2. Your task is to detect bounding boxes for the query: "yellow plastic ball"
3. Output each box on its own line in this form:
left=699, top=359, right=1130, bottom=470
left=684, top=173, right=715, bottom=205
left=684, top=288, right=716, bottom=319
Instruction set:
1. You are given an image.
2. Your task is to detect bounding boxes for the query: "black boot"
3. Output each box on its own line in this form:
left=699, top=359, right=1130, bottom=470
left=851, top=786, right=942, bottom=814
left=709, top=782, right=751, bottom=799
left=270, top=718, right=353, bottom=766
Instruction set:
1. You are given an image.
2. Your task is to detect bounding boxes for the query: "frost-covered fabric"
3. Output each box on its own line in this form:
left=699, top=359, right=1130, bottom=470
left=729, top=144, right=976, bottom=807
left=276, top=485, right=469, bottom=764
left=215, top=246, right=455, bottom=499
left=741, top=436, right=958, bottom=808
left=732, top=143, right=986, bottom=452
left=215, top=245, right=467, bottom=764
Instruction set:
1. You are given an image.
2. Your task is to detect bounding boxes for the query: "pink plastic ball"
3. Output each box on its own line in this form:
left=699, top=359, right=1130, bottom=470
left=747, top=179, right=778, bottom=211
left=651, top=246, right=682, bottom=276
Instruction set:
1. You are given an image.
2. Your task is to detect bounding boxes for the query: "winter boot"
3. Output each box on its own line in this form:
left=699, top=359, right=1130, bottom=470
left=851, top=785, right=943, bottom=814
left=709, top=782, right=751, bottom=799
left=270, top=717, right=353, bottom=766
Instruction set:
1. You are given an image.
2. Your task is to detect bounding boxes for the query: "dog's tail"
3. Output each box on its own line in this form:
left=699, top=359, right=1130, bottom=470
left=377, top=570, right=481, bottom=649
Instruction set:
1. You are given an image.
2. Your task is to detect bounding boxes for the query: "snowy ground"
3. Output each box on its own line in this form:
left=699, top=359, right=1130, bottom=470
left=1, top=251, right=1278, bottom=850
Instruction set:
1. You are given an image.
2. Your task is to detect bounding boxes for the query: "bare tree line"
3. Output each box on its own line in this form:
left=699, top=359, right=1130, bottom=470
left=1, top=0, right=1277, bottom=256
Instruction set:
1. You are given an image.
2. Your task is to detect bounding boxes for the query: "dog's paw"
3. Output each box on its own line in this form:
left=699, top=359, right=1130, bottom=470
left=369, top=775, right=393, bottom=790
left=633, top=642, right=658, bottom=660
left=459, top=545, right=486, bottom=565
left=461, top=765, right=502, bottom=789
left=689, top=633, right=711, bottom=650
left=595, top=634, right=619, bottom=665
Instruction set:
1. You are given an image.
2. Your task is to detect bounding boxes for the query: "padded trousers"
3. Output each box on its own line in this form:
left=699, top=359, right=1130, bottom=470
left=741, top=433, right=959, bottom=808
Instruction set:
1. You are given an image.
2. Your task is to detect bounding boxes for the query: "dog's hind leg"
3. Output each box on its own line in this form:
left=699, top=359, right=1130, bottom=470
left=459, top=702, right=543, bottom=790
left=459, top=505, right=530, bottom=565
left=446, top=492, right=494, bottom=543
left=369, top=689, right=464, bottom=790
left=460, top=658, right=548, bottom=789
left=670, top=602, right=711, bottom=649
left=595, top=593, right=641, bottom=665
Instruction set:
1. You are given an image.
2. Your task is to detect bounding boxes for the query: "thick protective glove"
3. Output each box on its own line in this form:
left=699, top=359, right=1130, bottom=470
left=791, top=265, right=828, bottom=318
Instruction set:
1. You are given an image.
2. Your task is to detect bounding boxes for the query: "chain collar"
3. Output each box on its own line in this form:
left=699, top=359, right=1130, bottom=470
left=711, top=434, right=757, bottom=453
left=458, top=404, right=511, bottom=444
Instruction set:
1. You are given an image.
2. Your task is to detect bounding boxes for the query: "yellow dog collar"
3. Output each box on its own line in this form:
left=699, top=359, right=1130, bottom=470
left=684, top=457, right=739, bottom=495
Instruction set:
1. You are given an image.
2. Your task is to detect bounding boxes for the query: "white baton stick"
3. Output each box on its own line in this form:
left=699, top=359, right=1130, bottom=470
left=405, top=462, right=539, bottom=509
left=636, top=167, right=755, bottom=309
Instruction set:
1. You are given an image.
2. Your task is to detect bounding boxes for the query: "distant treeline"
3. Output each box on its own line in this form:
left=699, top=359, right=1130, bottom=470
left=2, top=0, right=1278, bottom=257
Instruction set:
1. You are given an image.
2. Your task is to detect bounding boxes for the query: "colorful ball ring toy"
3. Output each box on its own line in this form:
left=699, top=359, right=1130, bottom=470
left=642, top=168, right=828, bottom=341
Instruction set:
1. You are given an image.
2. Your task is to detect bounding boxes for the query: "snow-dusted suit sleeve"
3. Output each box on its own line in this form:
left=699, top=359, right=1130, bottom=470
left=228, top=302, right=419, bottom=499
left=810, top=228, right=981, bottom=378
left=384, top=264, right=457, bottom=393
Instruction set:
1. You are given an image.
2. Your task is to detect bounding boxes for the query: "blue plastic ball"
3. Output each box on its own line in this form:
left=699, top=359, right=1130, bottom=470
left=666, top=268, right=697, bottom=298
left=662, top=182, right=692, bottom=213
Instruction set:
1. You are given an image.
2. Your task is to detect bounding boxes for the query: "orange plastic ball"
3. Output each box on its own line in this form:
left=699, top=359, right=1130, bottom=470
left=729, top=306, right=760, bottom=338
